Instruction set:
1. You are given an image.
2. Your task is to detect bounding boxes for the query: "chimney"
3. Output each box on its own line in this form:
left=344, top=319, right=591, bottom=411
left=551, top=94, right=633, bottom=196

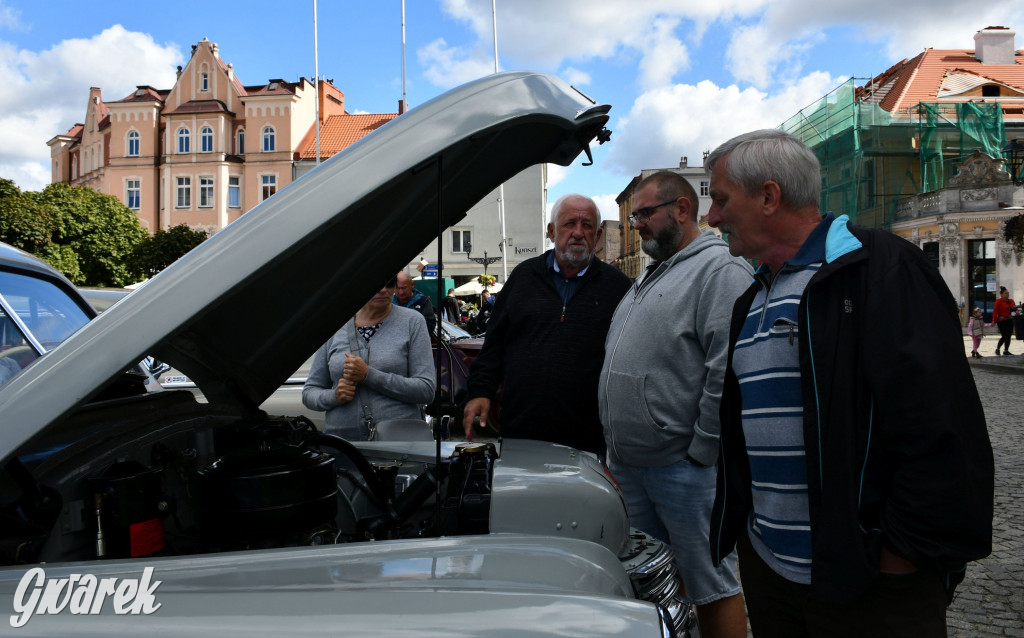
left=398, top=99, right=406, bottom=115
left=974, top=26, right=1016, bottom=65
left=680, top=156, right=688, bottom=168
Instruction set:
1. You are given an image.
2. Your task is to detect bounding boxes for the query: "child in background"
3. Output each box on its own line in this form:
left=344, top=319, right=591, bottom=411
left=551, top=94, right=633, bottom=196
left=968, top=307, right=985, bottom=358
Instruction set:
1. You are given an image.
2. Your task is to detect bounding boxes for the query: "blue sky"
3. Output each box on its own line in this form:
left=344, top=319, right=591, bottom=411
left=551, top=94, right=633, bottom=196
left=2, top=0, right=1023, bottom=219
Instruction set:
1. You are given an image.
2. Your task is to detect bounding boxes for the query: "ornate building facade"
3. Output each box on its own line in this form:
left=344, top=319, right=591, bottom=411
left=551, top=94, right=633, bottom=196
left=47, top=38, right=396, bottom=234
left=891, top=151, right=1024, bottom=322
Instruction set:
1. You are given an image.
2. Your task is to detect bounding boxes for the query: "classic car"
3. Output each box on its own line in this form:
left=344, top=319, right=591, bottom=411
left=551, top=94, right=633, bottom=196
left=0, top=71, right=692, bottom=636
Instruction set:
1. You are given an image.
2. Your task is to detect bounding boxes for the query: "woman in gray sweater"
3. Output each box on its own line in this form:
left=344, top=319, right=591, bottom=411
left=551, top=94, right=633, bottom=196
left=302, top=278, right=436, bottom=440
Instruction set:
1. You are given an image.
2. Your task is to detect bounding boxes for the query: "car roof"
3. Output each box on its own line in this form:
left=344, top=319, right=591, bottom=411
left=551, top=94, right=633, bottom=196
left=0, top=71, right=610, bottom=459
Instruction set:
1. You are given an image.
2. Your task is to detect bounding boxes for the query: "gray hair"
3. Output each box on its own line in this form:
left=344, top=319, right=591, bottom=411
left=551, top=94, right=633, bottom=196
left=705, top=129, right=821, bottom=210
left=549, top=193, right=599, bottom=225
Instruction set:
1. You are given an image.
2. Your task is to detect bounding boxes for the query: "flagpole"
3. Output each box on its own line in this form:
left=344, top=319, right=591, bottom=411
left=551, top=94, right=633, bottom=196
left=493, top=0, right=508, bottom=281
left=313, top=0, right=321, bottom=164
left=401, top=0, right=408, bottom=112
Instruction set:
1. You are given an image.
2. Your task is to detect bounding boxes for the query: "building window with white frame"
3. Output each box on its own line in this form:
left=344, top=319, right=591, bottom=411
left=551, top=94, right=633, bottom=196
left=177, top=127, right=191, bottom=154
left=127, top=130, right=139, bottom=157
left=262, top=126, right=276, bottom=152
left=126, top=179, right=141, bottom=210
left=700, top=180, right=710, bottom=197
left=200, top=127, right=213, bottom=153
left=261, top=174, right=277, bottom=201
left=176, top=176, right=191, bottom=208
left=228, top=176, right=240, bottom=207
left=199, top=177, right=214, bottom=208
left=452, top=229, right=471, bottom=253
left=236, top=129, right=245, bottom=155
left=201, top=72, right=209, bottom=92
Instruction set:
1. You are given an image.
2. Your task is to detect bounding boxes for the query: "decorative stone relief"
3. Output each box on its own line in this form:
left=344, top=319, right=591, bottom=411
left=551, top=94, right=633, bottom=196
left=997, top=222, right=1015, bottom=266
left=939, top=223, right=961, bottom=268
left=962, top=188, right=997, bottom=202
left=948, top=151, right=1011, bottom=186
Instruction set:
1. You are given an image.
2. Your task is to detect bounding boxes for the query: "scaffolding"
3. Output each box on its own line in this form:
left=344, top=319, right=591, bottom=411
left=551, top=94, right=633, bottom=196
left=781, top=79, right=1008, bottom=230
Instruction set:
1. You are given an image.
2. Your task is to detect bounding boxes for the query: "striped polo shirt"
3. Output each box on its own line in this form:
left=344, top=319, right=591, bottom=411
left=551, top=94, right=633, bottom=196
left=732, top=213, right=834, bottom=584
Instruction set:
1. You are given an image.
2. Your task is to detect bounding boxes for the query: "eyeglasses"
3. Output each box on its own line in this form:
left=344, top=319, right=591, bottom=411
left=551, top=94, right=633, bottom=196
left=628, top=199, right=677, bottom=227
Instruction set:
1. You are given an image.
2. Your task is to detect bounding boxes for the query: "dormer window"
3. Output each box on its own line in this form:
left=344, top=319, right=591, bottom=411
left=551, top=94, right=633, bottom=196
left=982, top=85, right=1000, bottom=97
left=262, top=126, right=276, bottom=152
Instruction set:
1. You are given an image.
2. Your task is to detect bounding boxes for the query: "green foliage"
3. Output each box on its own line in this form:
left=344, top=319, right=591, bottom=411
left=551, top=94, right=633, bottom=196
left=130, top=224, right=209, bottom=277
left=1004, top=213, right=1024, bottom=253
left=0, top=180, right=149, bottom=286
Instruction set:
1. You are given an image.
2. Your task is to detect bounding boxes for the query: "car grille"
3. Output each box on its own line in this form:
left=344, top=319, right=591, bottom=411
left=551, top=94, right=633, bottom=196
left=620, top=529, right=698, bottom=637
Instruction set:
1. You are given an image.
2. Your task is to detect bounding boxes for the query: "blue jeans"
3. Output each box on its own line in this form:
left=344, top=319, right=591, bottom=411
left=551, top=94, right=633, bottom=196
left=608, top=457, right=741, bottom=605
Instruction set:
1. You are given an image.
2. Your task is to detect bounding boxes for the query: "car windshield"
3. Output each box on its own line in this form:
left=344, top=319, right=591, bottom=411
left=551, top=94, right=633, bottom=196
left=0, top=270, right=91, bottom=352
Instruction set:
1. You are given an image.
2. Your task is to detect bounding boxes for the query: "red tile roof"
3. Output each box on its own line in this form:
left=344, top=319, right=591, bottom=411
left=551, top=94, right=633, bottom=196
left=859, top=47, right=1024, bottom=118
left=295, top=112, right=399, bottom=159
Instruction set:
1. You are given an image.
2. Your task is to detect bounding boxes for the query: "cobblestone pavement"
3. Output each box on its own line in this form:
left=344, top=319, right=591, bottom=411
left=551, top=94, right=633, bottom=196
left=946, top=366, right=1024, bottom=637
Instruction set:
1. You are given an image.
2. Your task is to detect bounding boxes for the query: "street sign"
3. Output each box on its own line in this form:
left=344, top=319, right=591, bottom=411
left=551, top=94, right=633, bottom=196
left=422, top=264, right=440, bottom=278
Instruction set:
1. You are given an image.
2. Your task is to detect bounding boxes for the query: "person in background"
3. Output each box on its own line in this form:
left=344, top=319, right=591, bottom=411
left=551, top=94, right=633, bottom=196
left=968, top=306, right=986, bottom=358
left=441, top=289, right=460, bottom=324
left=599, top=171, right=751, bottom=638
left=705, top=129, right=992, bottom=637
left=303, top=276, right=435, bottom=440
left=394, top=271, right=436, bottom=333
left=993, top=286, right=1016, bottom=356
left=463, top=194, right=631, bottom=455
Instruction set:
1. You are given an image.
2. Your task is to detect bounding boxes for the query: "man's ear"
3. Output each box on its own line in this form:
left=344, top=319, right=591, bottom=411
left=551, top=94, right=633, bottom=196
left=762, top=181, right=783, bottom=216
left=675, top=196, right=692, bottom=224
left=546, top=222, right=555, bottom=242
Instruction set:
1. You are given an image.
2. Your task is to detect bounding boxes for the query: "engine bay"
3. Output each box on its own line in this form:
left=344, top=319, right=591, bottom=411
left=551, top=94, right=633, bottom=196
left=1, top=393, right=495, bottom=565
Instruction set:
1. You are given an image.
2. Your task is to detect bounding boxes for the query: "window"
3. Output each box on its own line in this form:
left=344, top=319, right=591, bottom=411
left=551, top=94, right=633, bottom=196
left=262, top=126, right=276, bottom=152
left=176, top=177, right=191, bottom=208
left=199, top=177, right=214, bottom=207
left=261, top=175, right=277, bottom=201
left=982, top=85, right=999, bottom=97
left=700, top=180, right=710, bottom=197
left=200, top=127, right=213, bottom=153
left=127, top=131, right=140, bottom=157
left=228, top=176, right=240, bottom=207
left=452, top=229, right=471, bottom=253
left=126, top=179, right=141, bottom=210
left=71, top=157, right=78, bottom=180
left=177, top=127, right=191, bottom=153
left=201, top=72, right=209, bottom=92
left=237, top=129, right=245, bottom=155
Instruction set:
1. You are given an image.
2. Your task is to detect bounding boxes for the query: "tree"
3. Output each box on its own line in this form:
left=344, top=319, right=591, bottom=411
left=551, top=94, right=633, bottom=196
left=130, top=224, right=209, bottom=278
left=1004, top=213, right=1024, bottom=253
left=0, top=180, right=148, bottom=286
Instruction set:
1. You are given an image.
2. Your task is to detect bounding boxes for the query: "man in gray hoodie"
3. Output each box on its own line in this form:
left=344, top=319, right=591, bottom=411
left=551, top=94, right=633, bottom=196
left=599, top=171, right=752, bottom=638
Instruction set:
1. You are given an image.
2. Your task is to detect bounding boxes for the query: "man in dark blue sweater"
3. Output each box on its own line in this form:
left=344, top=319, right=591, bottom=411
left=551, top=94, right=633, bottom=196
left=462, top=194, right=630, bottom=455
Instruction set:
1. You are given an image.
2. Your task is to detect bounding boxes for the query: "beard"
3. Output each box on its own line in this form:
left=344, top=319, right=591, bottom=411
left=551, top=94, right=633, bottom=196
left=641, top=220, right=684, bottom=261
left=557, top=242, right=593, bottom=269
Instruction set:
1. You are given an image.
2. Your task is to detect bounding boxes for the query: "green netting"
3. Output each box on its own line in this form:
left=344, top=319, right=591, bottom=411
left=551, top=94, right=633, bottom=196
left=781, top=79, right=1008, bottom=230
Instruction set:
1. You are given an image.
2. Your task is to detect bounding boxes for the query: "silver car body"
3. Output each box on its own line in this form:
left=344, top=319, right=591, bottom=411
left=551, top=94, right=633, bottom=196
left=0, top=72, right=684, bottom=636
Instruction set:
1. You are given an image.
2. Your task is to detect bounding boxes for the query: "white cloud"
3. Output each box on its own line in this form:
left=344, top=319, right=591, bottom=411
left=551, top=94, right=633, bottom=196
left=417, top=38, right=495, bottom=88
left=638, top=17, right=689, bottom=90
left=606, top=71, right=841, bottom=176
left=592, top=193, right=620, bottom=222
left=562, top=67, right=591, bottom=87
left=0, top=25, right=181, bottom=191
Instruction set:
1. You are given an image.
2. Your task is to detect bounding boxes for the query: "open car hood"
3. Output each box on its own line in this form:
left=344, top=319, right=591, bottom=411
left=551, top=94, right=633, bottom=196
left=0, top=71, right=610, bottom=457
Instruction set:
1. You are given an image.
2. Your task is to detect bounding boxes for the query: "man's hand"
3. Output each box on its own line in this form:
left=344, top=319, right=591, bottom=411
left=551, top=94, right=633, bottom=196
left=462, top=397, right=491, bottom=440
left=335, top=378, right=356, bottom=404
left=343, top=353, right=369, bottom=383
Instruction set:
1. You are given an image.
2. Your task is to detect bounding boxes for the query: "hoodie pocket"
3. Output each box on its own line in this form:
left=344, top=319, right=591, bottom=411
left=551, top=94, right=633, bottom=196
left=605, top=370, right=664, bottom=445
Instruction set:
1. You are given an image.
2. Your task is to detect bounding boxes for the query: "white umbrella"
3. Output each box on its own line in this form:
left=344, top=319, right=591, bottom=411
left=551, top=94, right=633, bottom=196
left=452, top=280, right=503, bottom=296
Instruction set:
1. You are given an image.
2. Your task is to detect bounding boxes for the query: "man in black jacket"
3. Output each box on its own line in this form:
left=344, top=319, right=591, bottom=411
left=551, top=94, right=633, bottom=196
left=705, top=129, right=993, bottom=637
left=462, top=194, right=630, bottom=454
